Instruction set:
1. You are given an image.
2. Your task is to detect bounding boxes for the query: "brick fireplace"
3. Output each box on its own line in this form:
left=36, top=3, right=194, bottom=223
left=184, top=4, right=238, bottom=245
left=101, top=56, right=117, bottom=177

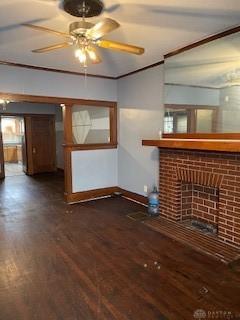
left=159, top=149, right=240, bottom=248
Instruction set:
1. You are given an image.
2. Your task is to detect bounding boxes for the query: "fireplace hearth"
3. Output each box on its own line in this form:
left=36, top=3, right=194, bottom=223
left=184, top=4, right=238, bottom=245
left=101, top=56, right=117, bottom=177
left=159, top=149, right=240, bottom=248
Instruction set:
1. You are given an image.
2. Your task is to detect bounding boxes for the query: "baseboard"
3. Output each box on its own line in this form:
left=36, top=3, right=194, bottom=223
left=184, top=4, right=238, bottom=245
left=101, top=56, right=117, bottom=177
left=65, top=186, right=119, bottom=203
left=65, top=186, right=148, bottom=205
left=118, top=188, right=148, bottom=205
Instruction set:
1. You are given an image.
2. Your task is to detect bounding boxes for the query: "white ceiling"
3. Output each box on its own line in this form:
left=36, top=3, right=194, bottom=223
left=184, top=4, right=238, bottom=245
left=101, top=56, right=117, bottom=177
left=1, top=0, right=240, bottom=77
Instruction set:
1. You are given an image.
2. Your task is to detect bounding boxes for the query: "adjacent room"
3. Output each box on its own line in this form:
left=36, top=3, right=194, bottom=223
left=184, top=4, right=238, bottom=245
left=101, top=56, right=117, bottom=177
left=1, top=116, right=25, bottom=176
left=0, top=1, right=240, bottom=319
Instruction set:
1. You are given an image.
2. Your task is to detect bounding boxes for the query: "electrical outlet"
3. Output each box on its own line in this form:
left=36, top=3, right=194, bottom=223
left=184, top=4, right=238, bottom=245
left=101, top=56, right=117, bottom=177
left=144, top=185, right=148, bottom=193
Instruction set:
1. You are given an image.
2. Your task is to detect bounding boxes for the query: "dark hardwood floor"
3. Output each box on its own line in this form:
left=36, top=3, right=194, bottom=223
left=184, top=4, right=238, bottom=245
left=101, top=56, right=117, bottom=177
left=0, top=173, right=240, bottom=320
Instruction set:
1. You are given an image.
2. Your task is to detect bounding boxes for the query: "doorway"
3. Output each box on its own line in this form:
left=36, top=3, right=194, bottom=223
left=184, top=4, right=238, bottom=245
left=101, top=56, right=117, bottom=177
left=0, top=105, right=62, bottom=179
left=25, top=115, right=57, bottom=175
left=1, top=116, right=25, bottom=177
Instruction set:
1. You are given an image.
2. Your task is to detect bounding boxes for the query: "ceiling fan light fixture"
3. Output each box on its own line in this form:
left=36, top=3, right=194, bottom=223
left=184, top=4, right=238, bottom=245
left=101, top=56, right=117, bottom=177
left=87, top=48, right=97, bottom=60
left=0, top=99, right=10, bottom=111
left=23, top=10, right=145, bottom=68
left=75, top=47, right=87, bottom=66
left=0, top=99, right=10, bottom=104
left=224, top=69, right=240, bottom=87
left=86, top=47, right=101, bottom=64
left=69, top=21, right=94, bottom=36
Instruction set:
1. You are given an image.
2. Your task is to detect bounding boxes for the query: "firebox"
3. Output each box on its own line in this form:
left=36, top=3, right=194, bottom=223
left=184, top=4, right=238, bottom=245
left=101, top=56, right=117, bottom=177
left=181, top=183, right=219, bottom=234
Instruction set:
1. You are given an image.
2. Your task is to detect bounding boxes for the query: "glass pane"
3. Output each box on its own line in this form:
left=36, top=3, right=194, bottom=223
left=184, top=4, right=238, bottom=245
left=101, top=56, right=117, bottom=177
left=72, top=105, right=110, bottom=144
left=196, top=110, right=213, bottom=132
left=2, top=117, right=24, bottom=144
left=164, top=115, right=174, bottom=133
left=176, top=114, right=188, bottom=133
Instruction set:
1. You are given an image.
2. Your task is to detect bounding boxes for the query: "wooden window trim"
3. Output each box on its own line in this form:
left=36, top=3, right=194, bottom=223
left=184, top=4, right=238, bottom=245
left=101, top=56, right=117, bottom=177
left=0, top=92, right=117, bottom=201
left=165, top=104, right=218, bottom=110
left=165, top=104, right=219, bottom=133
left=0, top=92, right=118, bottom=149
left=0, top=92, right=116, bottom=106
left=69, top=102, right=117, bottom=150
left=63, top=143, right=117, bottom=151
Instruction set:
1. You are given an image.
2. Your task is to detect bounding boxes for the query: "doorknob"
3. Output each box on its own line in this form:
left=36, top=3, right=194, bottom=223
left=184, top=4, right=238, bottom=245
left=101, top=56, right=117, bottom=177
left=33, top=147, right=36, bottom=154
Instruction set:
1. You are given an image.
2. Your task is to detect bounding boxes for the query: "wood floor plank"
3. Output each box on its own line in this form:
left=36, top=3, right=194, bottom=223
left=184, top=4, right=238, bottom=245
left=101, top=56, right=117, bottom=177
left=144, top=217, right=240, bottom=264
left=0, top=173, right=240, bottom=319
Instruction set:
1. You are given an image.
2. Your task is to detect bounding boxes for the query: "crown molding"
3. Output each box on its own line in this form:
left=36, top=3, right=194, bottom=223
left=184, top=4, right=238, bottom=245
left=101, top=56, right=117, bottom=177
left=164, top=25, right=240, bottom=59
left=0, top=59, right=165, bottom=80
left=0, top=60, right=116, bottom=80
left=1, top=24, right=239, bottom=80
left=165, top=83, right=220, bottom=90
left=116, top=60, right=164, bottom=79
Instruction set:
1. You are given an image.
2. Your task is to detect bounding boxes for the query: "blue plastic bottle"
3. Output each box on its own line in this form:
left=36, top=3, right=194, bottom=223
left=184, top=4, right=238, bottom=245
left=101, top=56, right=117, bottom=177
left=148, top=186, right=159, bottom=216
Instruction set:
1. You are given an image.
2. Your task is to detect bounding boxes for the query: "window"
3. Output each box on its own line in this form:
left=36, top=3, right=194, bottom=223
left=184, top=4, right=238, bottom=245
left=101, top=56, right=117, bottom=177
left=164, top=111, right=188, bottom=133
left=164, top=105, right=217, bottom=133
left=176, top=113, right=188, bottom=133
left=70, top=103, right=117, bottom=147
left=1, top=117, right=24, bottom=144
left=164, top=115, right=173, bottom=133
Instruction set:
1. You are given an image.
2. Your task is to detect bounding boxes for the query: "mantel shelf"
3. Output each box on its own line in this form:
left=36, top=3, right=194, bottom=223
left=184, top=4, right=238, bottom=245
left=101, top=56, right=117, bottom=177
left=142, top=139, right=240, bottom=153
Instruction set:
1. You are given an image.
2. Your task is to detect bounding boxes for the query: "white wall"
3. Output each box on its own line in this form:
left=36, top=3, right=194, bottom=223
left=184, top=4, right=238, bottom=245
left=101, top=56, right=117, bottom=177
left=117, top=65, right=164, bottom=196
left=0, top=65, right=118, bottom=191
left=165, top=84, right=220, bottom=106
left=0, top=65, right=117, bottom=101
left=71, top=149, right=118, bottom=193
left=0, top=65, right=164, bottom=196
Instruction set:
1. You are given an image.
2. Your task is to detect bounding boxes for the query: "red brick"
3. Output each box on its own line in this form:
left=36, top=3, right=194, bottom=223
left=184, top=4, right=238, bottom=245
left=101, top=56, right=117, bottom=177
left=159, top=149, right=240, bottom=248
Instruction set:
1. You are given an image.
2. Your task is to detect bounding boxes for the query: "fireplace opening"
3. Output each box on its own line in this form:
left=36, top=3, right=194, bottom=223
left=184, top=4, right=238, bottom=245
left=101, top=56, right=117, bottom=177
left=182, top=219, right=218, bottom=235
left=181, top=183, right=219, bottom=236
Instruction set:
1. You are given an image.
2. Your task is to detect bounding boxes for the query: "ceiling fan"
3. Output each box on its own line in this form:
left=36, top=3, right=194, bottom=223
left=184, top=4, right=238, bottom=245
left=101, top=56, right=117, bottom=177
left=23, top=0, right=144, bottom=67
left=37, top=0, right=120, bottom=14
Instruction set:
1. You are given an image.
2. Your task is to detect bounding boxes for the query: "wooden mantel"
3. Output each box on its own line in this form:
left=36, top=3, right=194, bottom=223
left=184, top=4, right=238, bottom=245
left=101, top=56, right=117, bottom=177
left=142, top=134, right=240, bottom=153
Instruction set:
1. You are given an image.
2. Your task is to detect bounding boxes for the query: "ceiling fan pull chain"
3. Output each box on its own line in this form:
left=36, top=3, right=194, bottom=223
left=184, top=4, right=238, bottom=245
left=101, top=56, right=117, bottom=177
left=84, top=67, right=88, bottom=91
left=82, top=1, right=86, bottom=21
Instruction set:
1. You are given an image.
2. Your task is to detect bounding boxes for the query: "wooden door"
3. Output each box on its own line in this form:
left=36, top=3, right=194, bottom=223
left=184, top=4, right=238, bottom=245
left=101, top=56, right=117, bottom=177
left=26, top=115, right=56, bottom=174
left=0, top=117, right=5, bottom=179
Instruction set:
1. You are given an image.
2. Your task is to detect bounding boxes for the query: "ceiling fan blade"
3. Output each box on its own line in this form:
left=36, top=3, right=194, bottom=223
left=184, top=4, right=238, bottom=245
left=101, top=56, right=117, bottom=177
left=22, top=23, right=70, bottom=38
left=86, top=47, right=102, bottom=64
left=104, top=4, right=121, bottom=13
left=86, top=18, right=120, bottom=40
left=98, top=40, right=145, bottom=55
left=32, top=42, right=71, bottom=53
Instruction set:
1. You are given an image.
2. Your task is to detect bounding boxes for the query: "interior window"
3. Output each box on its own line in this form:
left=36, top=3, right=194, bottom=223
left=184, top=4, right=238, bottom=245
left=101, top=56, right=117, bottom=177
left=164, top=115, right=174, bottom=133
left=164, top=106, right=216, bottom=133
left=164, top=110, right=188, bottom=133
left=72, top=105, right=111, bottom=144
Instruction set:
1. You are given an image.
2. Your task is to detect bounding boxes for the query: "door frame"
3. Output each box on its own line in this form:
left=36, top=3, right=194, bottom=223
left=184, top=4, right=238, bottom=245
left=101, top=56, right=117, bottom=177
left=0, top=116, right=5, bottom=179
left=24, top=114, right=56, bottom=175
left=0, top=113, right=54, bottom=176
left=0, top=92, right=117, bottom=201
